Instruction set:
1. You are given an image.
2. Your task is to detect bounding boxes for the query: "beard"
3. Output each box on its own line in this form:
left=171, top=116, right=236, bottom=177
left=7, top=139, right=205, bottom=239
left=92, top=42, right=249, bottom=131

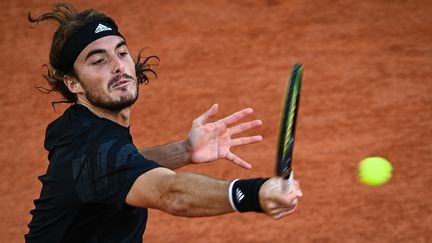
left=83, top=74, right=139, bottom=112
left=87, top=90, right=139, bottom=111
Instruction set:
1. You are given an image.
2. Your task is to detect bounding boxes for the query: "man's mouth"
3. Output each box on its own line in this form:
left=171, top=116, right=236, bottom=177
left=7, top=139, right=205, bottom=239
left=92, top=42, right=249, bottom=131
left=109, top=74, right=136, bottom=89
left=111, top=79, right=131, bottom=89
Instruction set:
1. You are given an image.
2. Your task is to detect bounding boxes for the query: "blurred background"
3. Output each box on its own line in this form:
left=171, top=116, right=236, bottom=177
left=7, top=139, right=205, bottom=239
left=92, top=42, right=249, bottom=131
left=1, top=0, right=431, bottom=242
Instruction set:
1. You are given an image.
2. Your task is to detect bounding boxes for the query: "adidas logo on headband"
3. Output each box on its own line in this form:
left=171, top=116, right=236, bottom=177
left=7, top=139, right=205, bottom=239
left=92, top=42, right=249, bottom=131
left=94, top=23, right=112, bottom=34
left=59, top=21, right=124, bottom=73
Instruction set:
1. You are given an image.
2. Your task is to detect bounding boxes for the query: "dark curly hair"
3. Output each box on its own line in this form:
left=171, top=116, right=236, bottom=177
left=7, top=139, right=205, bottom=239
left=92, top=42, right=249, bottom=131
left=28, top=2, right=158, bottom=104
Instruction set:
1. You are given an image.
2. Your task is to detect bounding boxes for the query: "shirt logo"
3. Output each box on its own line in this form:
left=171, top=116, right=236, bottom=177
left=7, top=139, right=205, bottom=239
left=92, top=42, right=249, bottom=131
left=95, top=24, right=112, bottom=34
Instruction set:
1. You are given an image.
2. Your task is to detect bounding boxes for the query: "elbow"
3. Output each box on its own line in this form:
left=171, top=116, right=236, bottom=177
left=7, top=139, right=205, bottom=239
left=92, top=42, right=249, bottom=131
left=162, top=195, right=190, bottom=217
left=159, top=190, right=194, bottom=217
left=166, top=205, right=190, bottom=217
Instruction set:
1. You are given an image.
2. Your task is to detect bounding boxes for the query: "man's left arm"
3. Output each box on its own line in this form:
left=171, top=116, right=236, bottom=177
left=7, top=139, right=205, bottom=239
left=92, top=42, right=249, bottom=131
left=139, top=104, right=263, bottom=170
left=139, top=140, right=190, bottom=170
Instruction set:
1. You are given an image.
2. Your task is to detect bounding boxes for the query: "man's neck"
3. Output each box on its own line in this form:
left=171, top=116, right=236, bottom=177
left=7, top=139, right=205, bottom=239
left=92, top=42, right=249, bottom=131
left=77, top=100, right=131, bottom=127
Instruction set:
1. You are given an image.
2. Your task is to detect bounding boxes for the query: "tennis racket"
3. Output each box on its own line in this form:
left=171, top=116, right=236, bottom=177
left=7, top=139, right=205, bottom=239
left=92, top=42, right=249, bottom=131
left=276, top=63, right=303, bottom=182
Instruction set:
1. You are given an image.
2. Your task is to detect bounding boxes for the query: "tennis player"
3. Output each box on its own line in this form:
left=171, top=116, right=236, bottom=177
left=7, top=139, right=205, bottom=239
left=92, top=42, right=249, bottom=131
left=25, top=2, right=302, bottom=242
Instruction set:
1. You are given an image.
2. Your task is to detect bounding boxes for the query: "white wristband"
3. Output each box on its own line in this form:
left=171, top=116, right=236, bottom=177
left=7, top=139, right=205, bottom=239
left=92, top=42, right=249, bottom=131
left=228, top=179, right=240, bottom=212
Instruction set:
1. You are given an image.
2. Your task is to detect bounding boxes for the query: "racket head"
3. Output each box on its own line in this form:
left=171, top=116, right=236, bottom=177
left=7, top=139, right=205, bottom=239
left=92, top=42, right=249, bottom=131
left=276, top=63, right=303, bottom=179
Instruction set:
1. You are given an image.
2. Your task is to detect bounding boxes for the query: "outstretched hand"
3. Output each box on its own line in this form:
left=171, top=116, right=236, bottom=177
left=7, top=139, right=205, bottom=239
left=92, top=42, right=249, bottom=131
left=186, top=104, right=263, bottom=169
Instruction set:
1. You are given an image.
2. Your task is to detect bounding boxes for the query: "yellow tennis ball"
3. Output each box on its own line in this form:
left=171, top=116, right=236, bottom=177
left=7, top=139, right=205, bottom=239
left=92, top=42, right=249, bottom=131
left=358, top=157, right=393, bottom=186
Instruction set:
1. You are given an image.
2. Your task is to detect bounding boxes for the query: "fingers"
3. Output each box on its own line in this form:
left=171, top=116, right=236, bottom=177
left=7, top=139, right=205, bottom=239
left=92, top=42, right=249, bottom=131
left=230, top=135, right=263, bottom=147
left=260, top=178, right=302, bottom=219
left=193, top=103, right=219, bottom=125
left=265, top=195, right=299, bottom=219
left=274, top=191, right=301, bottom=207
left=268, top=195, right=300, bottom=219
left=283, top=179, right=299, bottom=193
left=272, top=205, right=298, bottom=220
left=225, top=152, right=252, bottom=170
left=226, top=117, right=263, bottom=147
left=220, top=108, right=254, bottom=126
left=281, top=180, right=303, bottom=199
left=195, top=105, right=258, bottom=129
left=228, top=119, right=262, bottom=135
left=291, top=180, right=303, bottom=197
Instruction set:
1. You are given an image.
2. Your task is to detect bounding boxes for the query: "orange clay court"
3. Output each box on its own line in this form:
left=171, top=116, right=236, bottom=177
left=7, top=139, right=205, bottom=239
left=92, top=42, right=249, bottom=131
left=1, top=0, right=431, bottom=242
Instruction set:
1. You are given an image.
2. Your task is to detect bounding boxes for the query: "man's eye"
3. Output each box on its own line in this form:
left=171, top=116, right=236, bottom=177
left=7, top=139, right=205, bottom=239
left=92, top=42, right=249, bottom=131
left=92, top=59, right=105, bottom=65
left=119, top=52, right=128, bottom=56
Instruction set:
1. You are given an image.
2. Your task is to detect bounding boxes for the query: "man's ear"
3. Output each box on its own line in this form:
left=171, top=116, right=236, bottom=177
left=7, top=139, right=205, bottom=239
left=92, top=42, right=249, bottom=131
left=63, top=75, right=83, bottom=94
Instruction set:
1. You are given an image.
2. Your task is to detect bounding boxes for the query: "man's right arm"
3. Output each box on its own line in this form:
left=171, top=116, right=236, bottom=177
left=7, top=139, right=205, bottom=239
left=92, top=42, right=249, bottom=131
left=125, top=168, right=302, bottom=219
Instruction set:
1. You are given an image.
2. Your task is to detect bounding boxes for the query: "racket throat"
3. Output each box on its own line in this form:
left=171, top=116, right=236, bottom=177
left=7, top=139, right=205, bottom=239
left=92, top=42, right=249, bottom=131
left=282, top=168, right=292, bottom=179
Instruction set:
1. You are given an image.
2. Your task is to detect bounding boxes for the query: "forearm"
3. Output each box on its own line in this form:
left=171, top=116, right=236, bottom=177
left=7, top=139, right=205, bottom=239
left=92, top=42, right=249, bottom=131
left=158, top=172, right=233, bottom=217
left=139, top=140, right=191, bottom=170
left=126, top=168, right=233, bottom=217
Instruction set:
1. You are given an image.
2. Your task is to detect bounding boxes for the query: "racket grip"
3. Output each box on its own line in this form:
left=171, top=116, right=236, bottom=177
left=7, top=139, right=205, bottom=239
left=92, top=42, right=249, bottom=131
left=288, top=170, right=294, bottom=180
left=284, top=170, right=294, bottom=192
left=283, top=170, right=294, bottom=180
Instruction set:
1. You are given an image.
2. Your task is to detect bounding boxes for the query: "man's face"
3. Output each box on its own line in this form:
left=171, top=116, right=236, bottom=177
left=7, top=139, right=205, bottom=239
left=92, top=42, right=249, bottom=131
left=73, top=35, right=138, bottom=111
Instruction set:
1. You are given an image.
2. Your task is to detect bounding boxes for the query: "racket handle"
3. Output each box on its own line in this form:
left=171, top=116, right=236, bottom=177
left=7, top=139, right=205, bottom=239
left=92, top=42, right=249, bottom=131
left=289, top=170, right=294, bottom=180
left=284, top=170, right=294, bottom=192
left=283, top=170, right=294, bottom=180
